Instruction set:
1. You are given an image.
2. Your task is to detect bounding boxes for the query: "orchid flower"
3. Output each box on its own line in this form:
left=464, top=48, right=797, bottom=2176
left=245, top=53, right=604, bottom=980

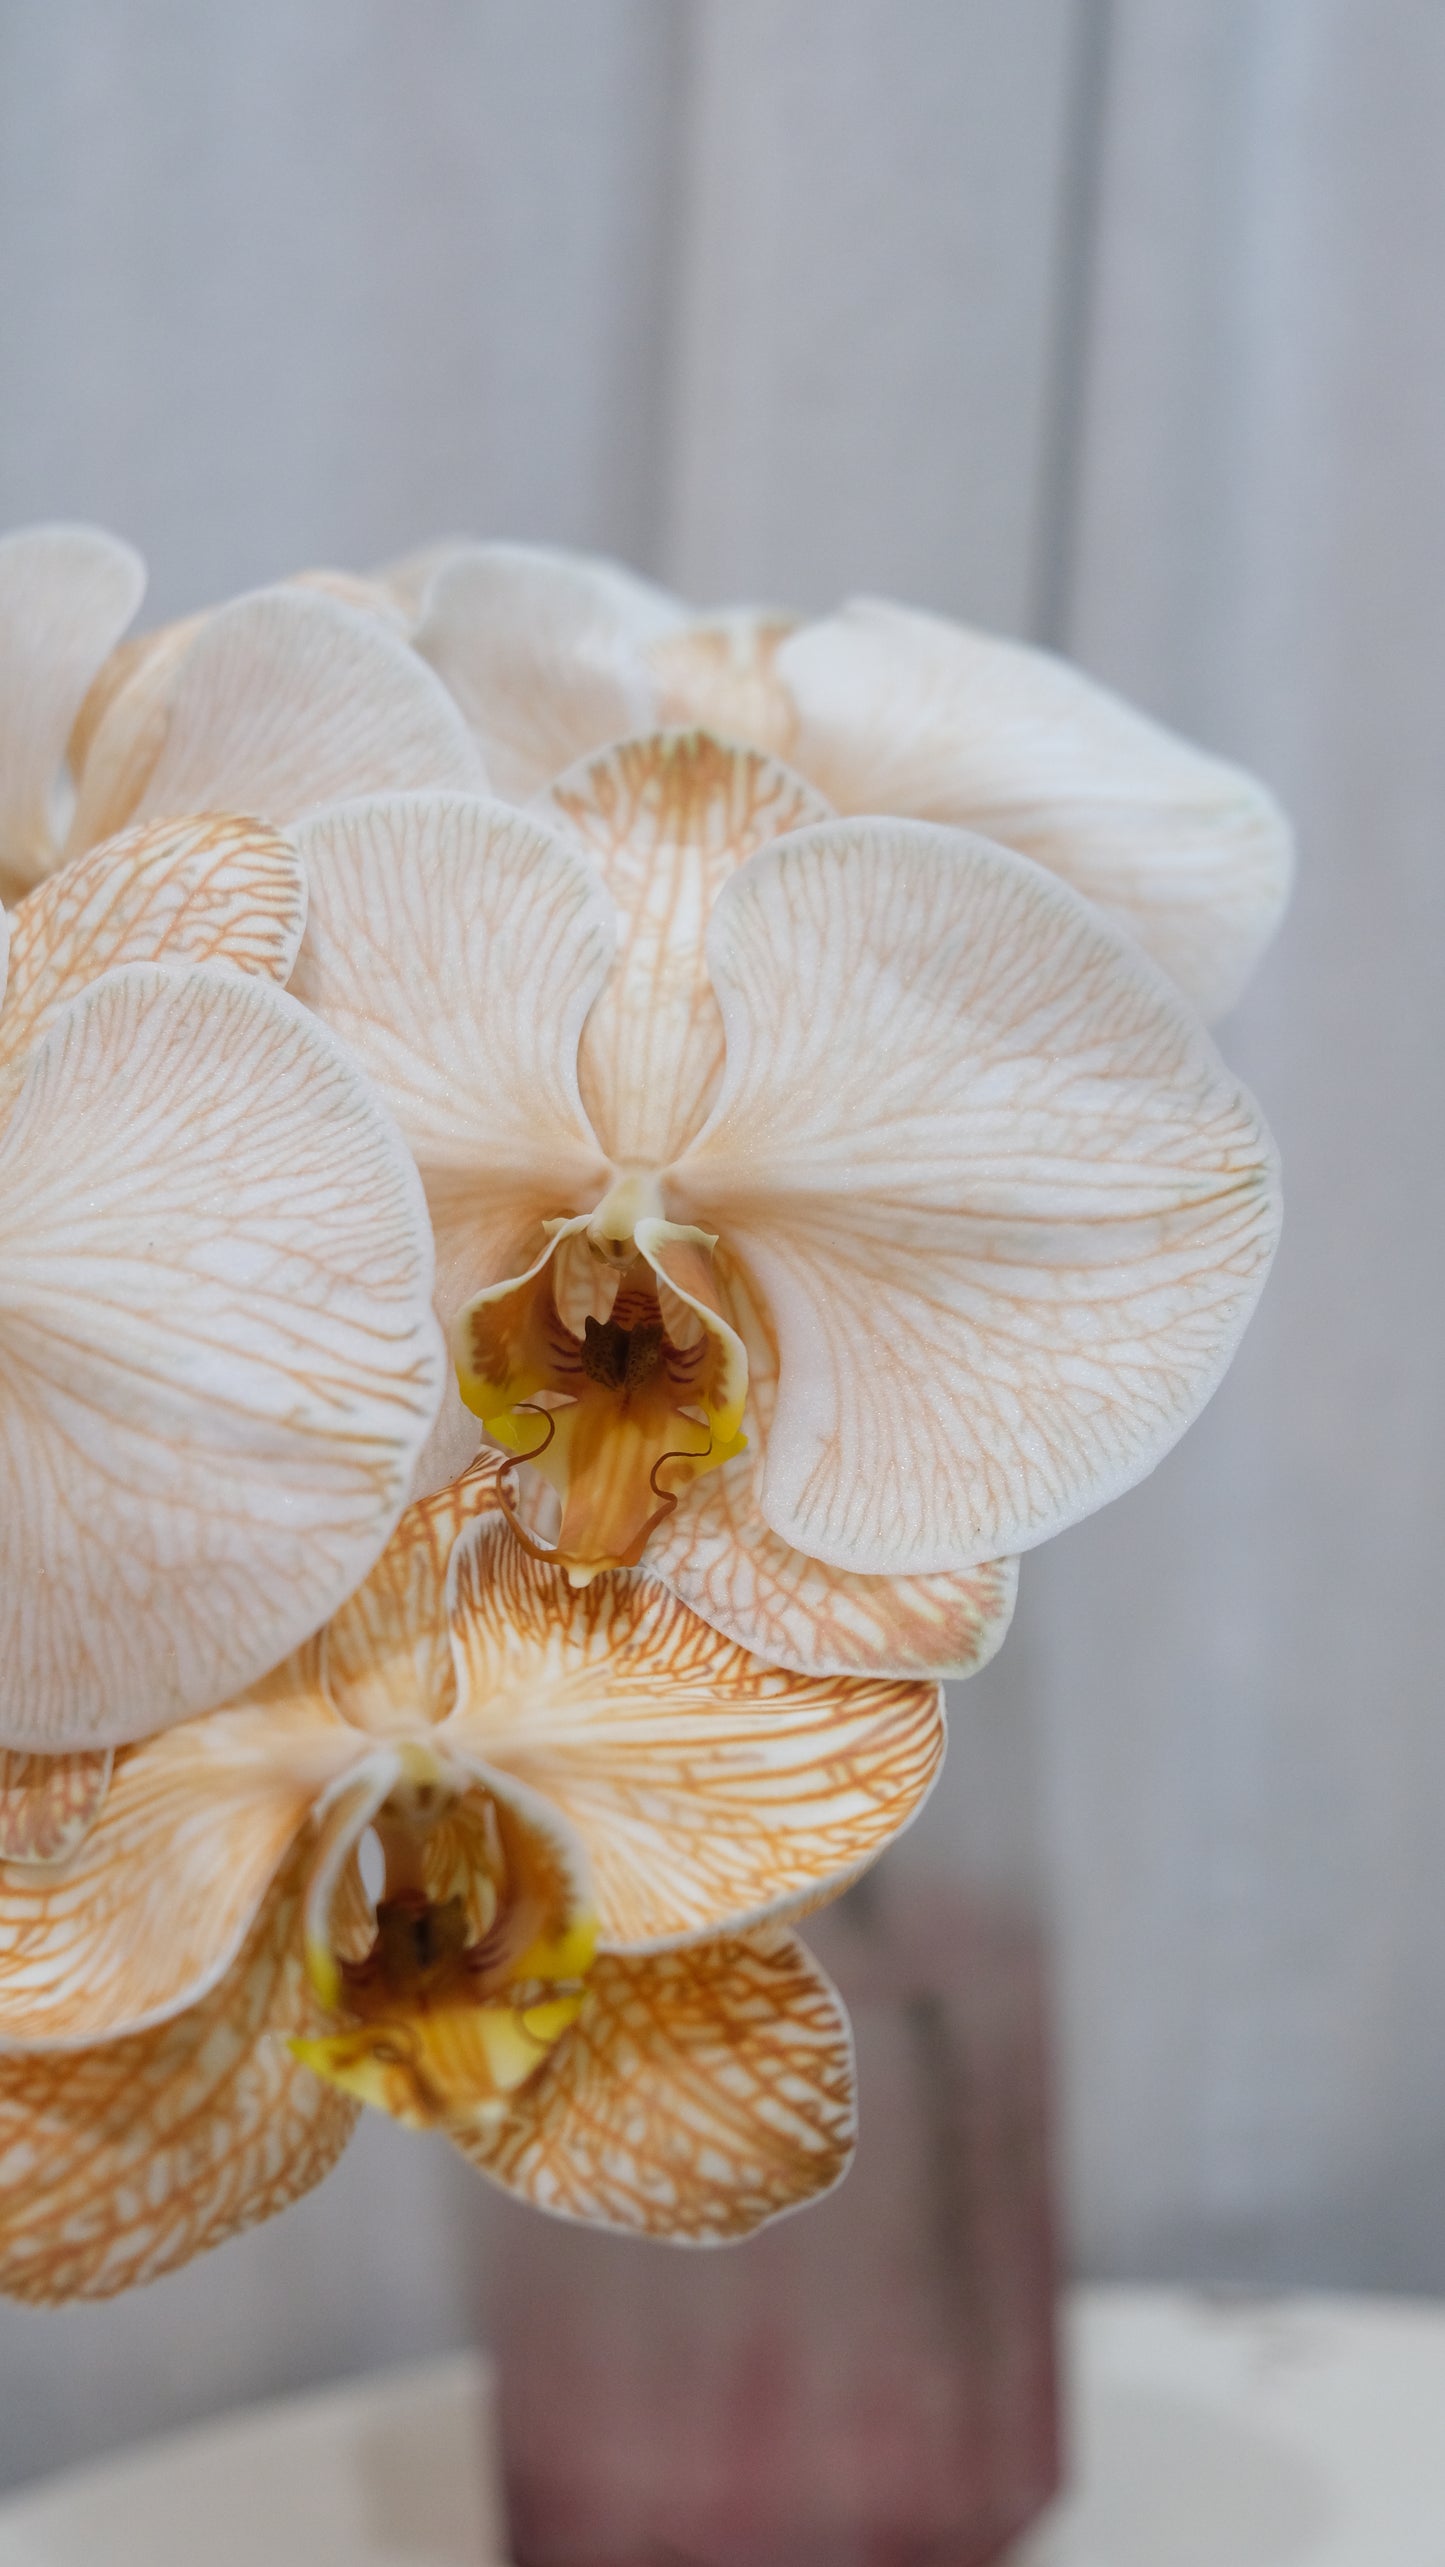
left=400, top=540, right=1293, bottom=1023
left=0, top=1460, right=944, bottom=2299
left=288, top=741, right=1278, bottom=1679
left=0, top=803, right=445, bottom=1776
left=0, top=522, right=486, bottom=904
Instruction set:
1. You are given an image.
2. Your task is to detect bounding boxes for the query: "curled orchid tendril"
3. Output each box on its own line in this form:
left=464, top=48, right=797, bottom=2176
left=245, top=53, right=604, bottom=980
left=493, top=1416, right=720, bottom=1578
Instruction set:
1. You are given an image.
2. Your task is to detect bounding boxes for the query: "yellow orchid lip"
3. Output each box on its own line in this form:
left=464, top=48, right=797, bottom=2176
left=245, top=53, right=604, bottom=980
left=453, top=1219, right=747, bottom=1585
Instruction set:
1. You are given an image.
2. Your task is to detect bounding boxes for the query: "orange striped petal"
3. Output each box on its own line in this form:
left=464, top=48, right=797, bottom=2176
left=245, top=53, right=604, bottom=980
left=0, top=965, right=444, bottom=1749
left=442, top=1514, right=944, bottom=1949
left=540, top=731, right=830, bottom=1166
left=0, top=524, right=144, bottom=899
left=0, top=1691, right=354, bottom=2046
left=0, top=1749, right=111, bottom=1866
left=0, top=814, right=306, bottom=1107
left=413, top=543, right=681, bottom=800
left=0, top=1863, right=356, bottom=2304
left=70, top=585, right=485, bottom=854
left=776, top=600, right=1292, bottom=1020
left=453, top=1925, right=855, bottom=2241
left=322, top=1457, right=510, bottom=1741
left=673, top=822, right=1280, bottom=1576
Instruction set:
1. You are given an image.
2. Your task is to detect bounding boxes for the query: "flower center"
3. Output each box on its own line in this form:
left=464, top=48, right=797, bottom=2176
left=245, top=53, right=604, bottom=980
left=293, top=1769, right=594, bottom=2132
left=453, top=1206, right=747, bottom=1587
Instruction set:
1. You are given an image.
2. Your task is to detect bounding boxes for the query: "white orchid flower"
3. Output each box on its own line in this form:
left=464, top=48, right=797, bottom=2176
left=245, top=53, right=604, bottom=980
left=400, top=539, right=1292, bottom=1022
left=0, top=805, right=445, bottom=1769
left=289, top=736, right=1279, bottom=1679
left=0, top=1460, right=944, bottom=2298
left=0, top=522, right=487, bottom=905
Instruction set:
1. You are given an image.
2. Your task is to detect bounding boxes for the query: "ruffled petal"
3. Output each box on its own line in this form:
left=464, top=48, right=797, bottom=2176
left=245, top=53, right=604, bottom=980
left=0, top=813, right=306, bottom=1106
left=0, top=524, right=144, bottom=899
left=673, top=822, right=1280, bottom=1575
left=0, top=1689, right=353, bottom=2046
left=453, top=1924, right=855, bottom=2240
left=0, top=1860, right=357, bottom=2303
left=291, top=793, right=614, bottom=1326
left=0, top=965, right=445, bottom=1749
left=70, top=585, right=486, bottom=853
left=777, top=600, right=1292, bottom=1018
left=414, top=543, right=682, bottom=800
left=0, top=1749, right=111, bottom=1866
left=539, top=731, right=830, bottom=1165
left=646, top=1287, right=1017, bottom=1679
left=322, top=1457, right=509, bottom=1741
left=442, top=1513, right=944, bottom=1949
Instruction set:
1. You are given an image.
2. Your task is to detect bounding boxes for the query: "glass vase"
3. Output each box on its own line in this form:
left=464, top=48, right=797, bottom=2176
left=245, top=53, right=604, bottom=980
left=485, top=1860, right=1060, bottom=2567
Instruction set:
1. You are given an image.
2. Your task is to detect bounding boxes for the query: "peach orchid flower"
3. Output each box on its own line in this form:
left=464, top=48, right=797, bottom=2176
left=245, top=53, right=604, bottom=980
left=287, top=742, right=1279, bottom=1680
left=400, top=540, right=1292, bottom=1022
left=0, top=1461, right=943, bottom=2301
left=0, top=521, right=486, bottom=905
left=0, top=804, right=444, bottom=1788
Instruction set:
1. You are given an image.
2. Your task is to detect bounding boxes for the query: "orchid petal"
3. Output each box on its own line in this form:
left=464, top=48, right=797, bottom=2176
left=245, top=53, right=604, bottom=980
left=0, top=524, right=144, bottom=900
left=0, top=1861, right=356, bottom=2303
left=673, top=823, right=1280, bottom=1575
left=72, top=586, right=486, bottom=853
left=414, top=543, right=682, bottom=801
left=454, top=1925, right=854, bottom=2241
left=322, top=1457, right=509, bottom=1742
left=442, top=1513, right=944, bottom=1949
left=0, top=814, right=306, bottom=1110
left=540, top=732, right=830, bottom=1165
left=648, top=609, right=804, bottom=763
left=0, top=1750, right=112, bottom=1867
left=646, top=1286, right=1018, bottom=1678
left=0, top=964, right=444, bottom=1749
left=292, top=794, right=614, bottom=1320
left=0, top=1686, right=353, bottom=2047
left=777, top=600, right=1292, bottom=1018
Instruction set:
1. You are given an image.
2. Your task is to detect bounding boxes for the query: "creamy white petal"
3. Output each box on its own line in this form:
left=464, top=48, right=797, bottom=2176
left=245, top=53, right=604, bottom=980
left=414, top=543, right=682, bottom=801
left=0, top=964, right=445, bottom=1749
left=672, top=822, right=1280, bottom=1574
left=539, top=731, right=830, bottom=1165
left=76, top=586, right=486, bottom=848
left=291, top=793, right=615, bottom=1328
left=0, top=525, right=144, bottom=899
left=778, top=600, right=1292, bottom=1019
left=0, top=814, right=306, bottom=1108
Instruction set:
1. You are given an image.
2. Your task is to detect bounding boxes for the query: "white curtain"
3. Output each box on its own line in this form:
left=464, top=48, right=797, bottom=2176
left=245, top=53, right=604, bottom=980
left=1, top=0, right=1441, bottom=2483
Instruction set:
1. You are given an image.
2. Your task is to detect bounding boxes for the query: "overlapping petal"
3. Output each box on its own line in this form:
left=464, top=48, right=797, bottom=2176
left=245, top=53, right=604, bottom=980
left=0, top=1858, right=356, bottom=2305
left=0, top=964, right=445, bottom=1748
left=454, top=1924, right=854, bottom=2240
left=0, top=1686, right=352, bottom=2046
left=0, top=814, right=306, bottom=1113
left=672, top=821, right=1280, bottom=1575
left=775, top=600, right=1292, bottom=1019
left=0, top=1750, right=111, bottom=1866
left=414, top=542, right=681, bottom=800
left=322, top=1457, right=508, bottom=1741
left=538, top=731, right=830, bottom=1165
left=645, top=1283, right=1018, bottom=1679
left=443, top=1514, right=944, bottom=1949
left=69, top=586, right=486, bottom=855
left=0, top=524, right=144, bottom=900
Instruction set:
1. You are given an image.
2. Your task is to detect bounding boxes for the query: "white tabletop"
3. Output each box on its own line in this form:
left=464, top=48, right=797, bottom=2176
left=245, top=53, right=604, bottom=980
left=3, top=2289, right=1445, bottom=2565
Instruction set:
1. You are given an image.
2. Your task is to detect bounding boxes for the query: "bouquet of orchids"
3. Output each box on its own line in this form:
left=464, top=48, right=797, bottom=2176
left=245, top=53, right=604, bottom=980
left=0, top=525, right=1285, bottom=2301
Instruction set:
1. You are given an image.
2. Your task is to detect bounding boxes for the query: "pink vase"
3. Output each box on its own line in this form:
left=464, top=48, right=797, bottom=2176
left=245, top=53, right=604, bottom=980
left=486, top=1871, right=1060, bottom=2567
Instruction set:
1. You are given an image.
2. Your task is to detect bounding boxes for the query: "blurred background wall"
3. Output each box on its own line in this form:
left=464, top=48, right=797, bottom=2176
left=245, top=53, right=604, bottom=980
left=1, top=0, right=1442, bottom=2486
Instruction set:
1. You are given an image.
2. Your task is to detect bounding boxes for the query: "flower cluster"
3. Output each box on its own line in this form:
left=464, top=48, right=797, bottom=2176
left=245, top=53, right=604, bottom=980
left=0, top=525, right=1284, bottom=2297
